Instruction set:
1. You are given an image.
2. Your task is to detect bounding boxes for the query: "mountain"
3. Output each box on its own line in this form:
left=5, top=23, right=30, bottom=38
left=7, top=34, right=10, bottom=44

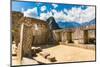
left=46, top=17, right=60, bottom=30
left=81, top=19, right=96, bottom=26
left=57, top=22, right=81, bottom=28
left=56, top=19, right=96, bottom=28
left=47, top=17, right=95, bottom=29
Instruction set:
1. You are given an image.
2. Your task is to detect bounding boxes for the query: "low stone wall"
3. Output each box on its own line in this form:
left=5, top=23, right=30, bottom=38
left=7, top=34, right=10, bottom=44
left=59, top=41, right=95, bottom=50
left=72, top=44, right=95, bottom=50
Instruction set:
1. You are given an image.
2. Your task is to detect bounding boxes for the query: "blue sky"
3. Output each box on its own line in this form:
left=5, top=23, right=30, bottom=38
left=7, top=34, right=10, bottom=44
left=12, top=1, right=95, bottom=23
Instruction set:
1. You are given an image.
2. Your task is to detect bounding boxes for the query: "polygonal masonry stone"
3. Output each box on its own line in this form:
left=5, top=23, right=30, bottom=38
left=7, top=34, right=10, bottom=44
left=47, top=55, right=56, bottom=62
left=31, top=47, right=42, bottom=53
left=12, top=43, right=17, bottom=56
left=39, top=52, right=50, bottom=59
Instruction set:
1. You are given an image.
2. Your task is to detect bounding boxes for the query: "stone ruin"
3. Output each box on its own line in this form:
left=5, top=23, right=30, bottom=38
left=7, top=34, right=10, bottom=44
left=11, top=11, right=96, bottom=64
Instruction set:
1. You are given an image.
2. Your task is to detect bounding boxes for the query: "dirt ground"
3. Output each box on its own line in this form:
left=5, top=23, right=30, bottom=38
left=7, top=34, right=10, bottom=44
left=12, top=44, right=95, bottom=66
left=42, top=45, right=95, bottom=63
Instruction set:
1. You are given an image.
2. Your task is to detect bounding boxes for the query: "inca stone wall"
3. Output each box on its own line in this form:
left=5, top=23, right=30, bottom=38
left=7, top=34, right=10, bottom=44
left=12, top=11, right=96, bottom=47
left=18, top=17, right=51, bottom=46
left=52, top=31, right=61, bottom=42
left=12, top=11, right=51, bottom=46
left=22, top=24, right=33, bottom=57
left=53, top=28, right=96, bottom=44
left=12, top=11, right=23, bottom=46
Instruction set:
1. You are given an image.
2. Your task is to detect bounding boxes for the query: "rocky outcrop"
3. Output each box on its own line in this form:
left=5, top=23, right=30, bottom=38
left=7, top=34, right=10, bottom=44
left=47, top=17, right=60, bottom=30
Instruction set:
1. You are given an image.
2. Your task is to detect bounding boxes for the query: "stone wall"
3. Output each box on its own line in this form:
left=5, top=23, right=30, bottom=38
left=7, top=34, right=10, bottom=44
left=11, top=11, right=23, bottom=46
left=18, top=17, right=51, bottom=46
left=52, top=28, right=96, bottom=44
left=12, top=11, right=52, bottom=46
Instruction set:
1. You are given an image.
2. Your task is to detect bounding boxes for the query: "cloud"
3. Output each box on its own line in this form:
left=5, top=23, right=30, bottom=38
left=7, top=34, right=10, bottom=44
left=80, top=6, right=95, bottom=22
left=53, top=10, right=67, bottom=22
left=66, top=7, right=83, bottom=22
left=64, top=6, right=95, bottom=23
left=39, top=6, right=95, bottom=23
left=41, top=6, right=46, bottom=12
left=40, top=9, right=67, bottom=22
left=21, top=8, right=24, bottom=12
left=22, top=7, right=38, bottom=18
left=21, top=5, right=95, bottom=23
left=40, top=13, right=47, bottom=20
left=40, top=9, right=73, bottom=22
left=40, top=12, right=53, bottom=20
left=64, top=9, right=68, bottom=13
left=52, top=4, right=58, bottom=8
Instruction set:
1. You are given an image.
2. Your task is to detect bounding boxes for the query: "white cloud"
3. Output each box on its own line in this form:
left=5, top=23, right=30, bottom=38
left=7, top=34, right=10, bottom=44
left=53, top=10, right=67, bottom=22
left=36, top=2, right=42, bottom=6
left=66, top=7, right=83, bottom=22
left=65, top=6, right=95, bottom=23
left=22, top=7, right=38, bottom=18
left=40, top=9, right=73, bottom=22
left=52, top=4, right=58, bottom=8
left=64, top=9, right=68, bottom=13
left=40, top=13, right=47, bottom=20
left=39, top=6, right=95, bottom=23
left=81, top=6, right=95, bottom=22
left=51, top=9, right=57, bottom=13
left=41, top=6, right=46, bottom=12
left=21, top=8, right=24, bottom=12
left=40, top=9, right=68, bottom=22
left=22, top=6, right=95, bottom=23
left=40, top=12, right=53, bottom=20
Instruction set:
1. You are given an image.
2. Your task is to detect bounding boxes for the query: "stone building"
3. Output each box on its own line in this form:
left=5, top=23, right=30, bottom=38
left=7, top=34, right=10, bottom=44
left=12, top=11, right=53, bottom=57
left=18, top=17, right=51, bottom=46
left=12, top=11, right=52, bottom=46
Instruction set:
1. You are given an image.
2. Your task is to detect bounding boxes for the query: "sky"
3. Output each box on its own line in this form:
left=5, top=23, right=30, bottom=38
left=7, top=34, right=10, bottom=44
left=12, top=1, right=95, bottom=23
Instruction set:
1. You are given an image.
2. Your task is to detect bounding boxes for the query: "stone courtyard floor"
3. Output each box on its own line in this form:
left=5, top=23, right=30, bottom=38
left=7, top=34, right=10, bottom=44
left=12, top=44, right=95, bottom=66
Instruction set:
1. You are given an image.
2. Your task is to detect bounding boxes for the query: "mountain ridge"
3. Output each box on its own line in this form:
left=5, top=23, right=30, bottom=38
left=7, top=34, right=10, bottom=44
left=47, top=16, right=95, bottom=29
